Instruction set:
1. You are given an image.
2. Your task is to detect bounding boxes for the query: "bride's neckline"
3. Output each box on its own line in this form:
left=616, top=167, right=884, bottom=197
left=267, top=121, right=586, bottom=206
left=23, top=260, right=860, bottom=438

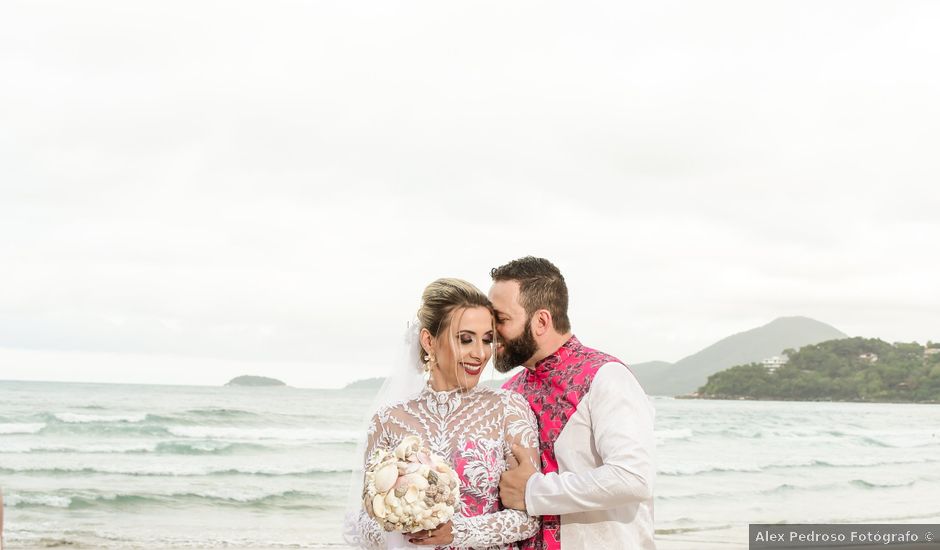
left=422, top=382, right=482, bottom=397
left=420, top=382, right=483, bottom=417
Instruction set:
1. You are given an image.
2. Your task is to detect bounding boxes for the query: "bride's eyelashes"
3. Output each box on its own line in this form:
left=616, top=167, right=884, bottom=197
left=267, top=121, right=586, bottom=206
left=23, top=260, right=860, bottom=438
left=456, top=333, right=495, bottom=346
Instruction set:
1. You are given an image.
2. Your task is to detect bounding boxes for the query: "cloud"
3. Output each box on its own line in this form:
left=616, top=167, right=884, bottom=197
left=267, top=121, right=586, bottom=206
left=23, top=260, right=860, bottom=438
left=1, top=0, right=938, bottom=386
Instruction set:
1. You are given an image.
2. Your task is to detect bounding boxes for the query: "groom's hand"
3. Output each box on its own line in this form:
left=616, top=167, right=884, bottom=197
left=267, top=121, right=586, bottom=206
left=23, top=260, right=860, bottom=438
left=499, top=444, right=536, bottom=512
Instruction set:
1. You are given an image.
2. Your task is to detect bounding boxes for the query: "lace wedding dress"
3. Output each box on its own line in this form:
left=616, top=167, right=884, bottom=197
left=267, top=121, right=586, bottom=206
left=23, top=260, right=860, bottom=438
left=346, top=383, right=541, bottom=549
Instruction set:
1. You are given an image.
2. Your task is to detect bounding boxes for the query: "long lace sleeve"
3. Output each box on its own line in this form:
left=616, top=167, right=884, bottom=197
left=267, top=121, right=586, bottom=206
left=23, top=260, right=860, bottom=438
left=450, top=391, right=540, bottom=548
left=343, top=412, right=388, bottom=550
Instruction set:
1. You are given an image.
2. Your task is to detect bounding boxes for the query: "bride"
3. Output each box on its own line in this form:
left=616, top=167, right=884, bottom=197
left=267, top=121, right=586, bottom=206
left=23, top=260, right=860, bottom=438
left=344, top=278, right=540, bottom=549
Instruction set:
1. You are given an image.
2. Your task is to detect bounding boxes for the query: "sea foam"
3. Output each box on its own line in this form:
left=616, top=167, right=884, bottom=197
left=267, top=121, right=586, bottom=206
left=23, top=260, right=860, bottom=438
left=54, top=412, right=148, bottom=423
left=0, top=422, right=45, bottom=434
left=166, top=425, right=360, bottom=442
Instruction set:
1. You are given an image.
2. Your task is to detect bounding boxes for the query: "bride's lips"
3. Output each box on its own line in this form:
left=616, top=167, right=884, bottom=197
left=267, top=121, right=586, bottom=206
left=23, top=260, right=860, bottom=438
left=460, top=362, right=483, bottom=376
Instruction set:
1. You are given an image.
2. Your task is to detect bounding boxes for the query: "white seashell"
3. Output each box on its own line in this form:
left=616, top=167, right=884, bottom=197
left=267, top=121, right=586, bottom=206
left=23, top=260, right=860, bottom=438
left=374, top=464, right=398, bottom=493
left=386, top=513, right=399, bottom=524
left=395, top=436, right=421, bottom=460
left=402, top=473, right=429, bottom=490
left=404, top=485, right=419, bottom=504
left=372, top=495, right=387, bottom=519
left=384, top=492, right=401, bottom=508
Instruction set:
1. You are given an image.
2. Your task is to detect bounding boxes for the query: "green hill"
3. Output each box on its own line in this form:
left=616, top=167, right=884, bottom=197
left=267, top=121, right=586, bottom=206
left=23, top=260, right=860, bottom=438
left=632, top=316, right=847, bottom=395
left=697, top=338, right=940, bottom=403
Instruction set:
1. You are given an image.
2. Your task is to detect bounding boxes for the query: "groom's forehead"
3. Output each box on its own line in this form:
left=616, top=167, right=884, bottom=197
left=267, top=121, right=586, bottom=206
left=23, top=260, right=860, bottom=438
left=489, top=280, right=524, bottom=311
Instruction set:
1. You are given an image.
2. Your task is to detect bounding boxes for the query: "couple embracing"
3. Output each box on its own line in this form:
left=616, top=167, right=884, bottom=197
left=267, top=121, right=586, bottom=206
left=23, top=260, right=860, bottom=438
left=344, top=257, right=655, bottom=550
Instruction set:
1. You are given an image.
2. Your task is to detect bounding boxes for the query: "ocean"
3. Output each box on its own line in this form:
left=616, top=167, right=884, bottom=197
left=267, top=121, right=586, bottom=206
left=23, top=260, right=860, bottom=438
left=1, top=380, right=939, bottom=549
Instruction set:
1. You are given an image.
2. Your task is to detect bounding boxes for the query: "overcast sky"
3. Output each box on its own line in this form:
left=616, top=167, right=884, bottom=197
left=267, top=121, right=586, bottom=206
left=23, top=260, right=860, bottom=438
left=1, top=1, right=938, bottom=389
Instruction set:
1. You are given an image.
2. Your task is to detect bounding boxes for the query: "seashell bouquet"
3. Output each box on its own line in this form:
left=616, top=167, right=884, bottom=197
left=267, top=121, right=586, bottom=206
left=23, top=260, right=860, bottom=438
left=363, top=435, right=460, bottom=532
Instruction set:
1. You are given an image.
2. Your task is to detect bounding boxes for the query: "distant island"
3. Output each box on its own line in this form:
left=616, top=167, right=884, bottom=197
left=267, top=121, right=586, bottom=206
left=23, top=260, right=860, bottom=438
left=225, top=375, right=287, bottom=387
left=696, top=338, right=940, bottom=403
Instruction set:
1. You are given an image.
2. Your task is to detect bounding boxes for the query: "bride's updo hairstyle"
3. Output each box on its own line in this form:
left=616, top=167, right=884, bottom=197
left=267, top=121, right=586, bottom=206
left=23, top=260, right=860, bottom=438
left=417, top=278, right=494, bottom=365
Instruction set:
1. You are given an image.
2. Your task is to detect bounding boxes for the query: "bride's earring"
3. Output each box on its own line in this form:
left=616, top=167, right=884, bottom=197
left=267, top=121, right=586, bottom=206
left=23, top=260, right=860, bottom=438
left=423, top=354, right=436, bottom=372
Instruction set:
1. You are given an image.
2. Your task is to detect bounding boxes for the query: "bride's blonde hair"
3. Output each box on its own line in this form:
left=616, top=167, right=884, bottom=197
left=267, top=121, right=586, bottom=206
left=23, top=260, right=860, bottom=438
left=416, top=278, right=494, bottom=365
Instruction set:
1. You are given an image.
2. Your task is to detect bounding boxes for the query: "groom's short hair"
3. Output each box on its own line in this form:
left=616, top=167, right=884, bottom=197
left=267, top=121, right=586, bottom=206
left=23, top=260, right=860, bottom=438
left=490, top=256, right=571, bottom=333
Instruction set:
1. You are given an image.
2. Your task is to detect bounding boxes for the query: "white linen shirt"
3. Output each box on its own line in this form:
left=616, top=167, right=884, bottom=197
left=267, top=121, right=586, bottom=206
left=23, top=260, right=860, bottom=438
left=523, top=362, right=656, bottom=549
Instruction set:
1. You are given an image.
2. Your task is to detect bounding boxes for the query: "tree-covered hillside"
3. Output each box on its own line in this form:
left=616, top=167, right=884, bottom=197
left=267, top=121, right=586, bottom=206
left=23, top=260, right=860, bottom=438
left=632, top=316, right=847, bottom=395
left=697, top=338, right=940, bottom=403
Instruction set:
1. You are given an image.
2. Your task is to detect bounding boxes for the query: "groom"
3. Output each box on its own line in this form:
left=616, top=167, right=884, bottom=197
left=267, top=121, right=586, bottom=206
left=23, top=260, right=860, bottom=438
left=490, top=257, right=655, bottom=550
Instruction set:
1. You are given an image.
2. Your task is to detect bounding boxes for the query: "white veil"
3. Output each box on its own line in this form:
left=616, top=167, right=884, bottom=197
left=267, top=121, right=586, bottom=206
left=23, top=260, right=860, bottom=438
left=342, top=318, right=427, bottom=549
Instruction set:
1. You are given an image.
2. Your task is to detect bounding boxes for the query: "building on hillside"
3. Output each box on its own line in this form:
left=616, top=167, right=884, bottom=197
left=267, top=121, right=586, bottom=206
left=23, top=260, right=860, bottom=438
left=761, top=355, right=788, bottom=371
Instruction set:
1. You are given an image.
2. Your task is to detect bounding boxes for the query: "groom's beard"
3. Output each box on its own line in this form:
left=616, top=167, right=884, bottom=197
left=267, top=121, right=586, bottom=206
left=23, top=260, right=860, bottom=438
left=495, top=317, right=538, bottom=373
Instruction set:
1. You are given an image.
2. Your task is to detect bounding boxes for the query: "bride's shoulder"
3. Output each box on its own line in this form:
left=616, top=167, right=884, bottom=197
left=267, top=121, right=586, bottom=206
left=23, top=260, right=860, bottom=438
left=476, top=386, right=531, bottom=412
left=472, top=384, right=502, bottom=398
left=371, top=396, right=419, bottom=420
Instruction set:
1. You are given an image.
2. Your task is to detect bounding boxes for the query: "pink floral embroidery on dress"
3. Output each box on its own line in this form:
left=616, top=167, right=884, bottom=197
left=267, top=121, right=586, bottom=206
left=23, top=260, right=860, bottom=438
left=454, top=438, right=504, bottom=517
left=347, top=384, right=541, bottom=550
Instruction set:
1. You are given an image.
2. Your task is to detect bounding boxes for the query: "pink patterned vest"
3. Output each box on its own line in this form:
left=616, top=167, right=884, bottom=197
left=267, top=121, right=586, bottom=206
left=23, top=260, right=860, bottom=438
left=503, top=336, right=626, bottom=550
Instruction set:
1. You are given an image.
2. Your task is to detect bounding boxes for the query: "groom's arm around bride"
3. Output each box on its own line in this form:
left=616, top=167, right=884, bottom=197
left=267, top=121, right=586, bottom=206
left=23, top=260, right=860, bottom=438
left=499, top=368, right=655, bottom=521
left=499, top=368, right=655, bottom=514
left=489, top=256, right=656, bottom=550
